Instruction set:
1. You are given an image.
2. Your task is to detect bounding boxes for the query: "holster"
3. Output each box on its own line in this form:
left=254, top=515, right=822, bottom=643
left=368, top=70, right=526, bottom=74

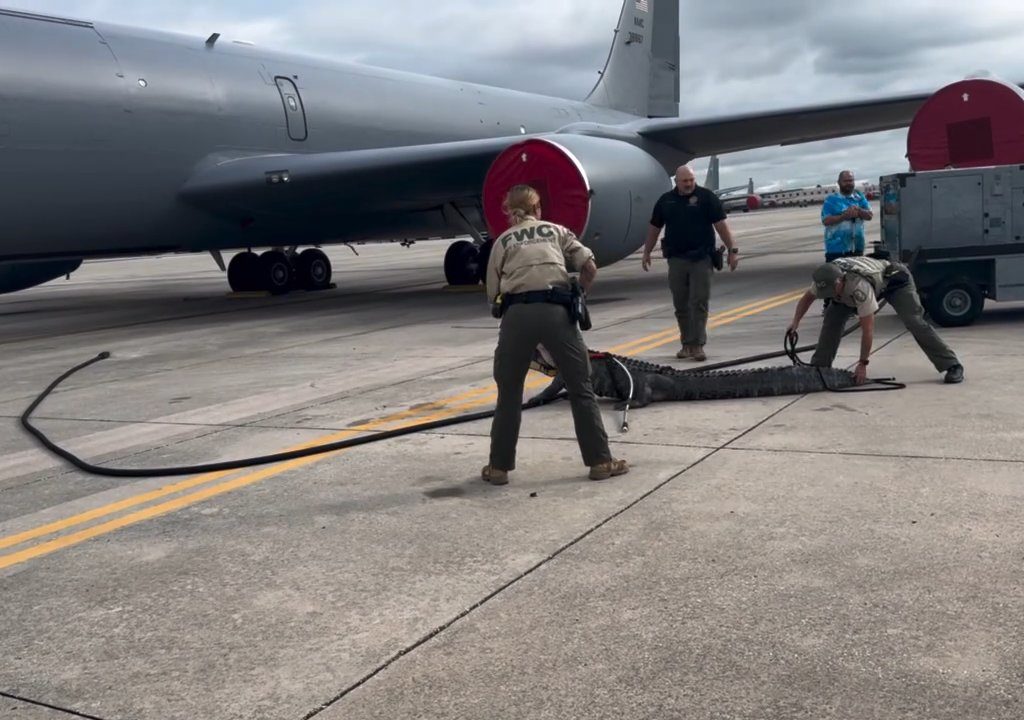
left=711, top=246, right=725, bottom=271
left=569, top=278, right=592, bottom=331
left=882, top=263, right=911, bottom=292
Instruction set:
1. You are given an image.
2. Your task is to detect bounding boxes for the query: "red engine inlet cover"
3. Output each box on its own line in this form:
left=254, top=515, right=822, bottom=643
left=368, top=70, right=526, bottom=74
left=907, top=77, right=1024, bottom=171
left=482, top=139, right=591, bottom=240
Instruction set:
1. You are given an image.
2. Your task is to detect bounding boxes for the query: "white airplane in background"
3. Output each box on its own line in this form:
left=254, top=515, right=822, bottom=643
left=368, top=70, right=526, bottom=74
left=758, top=180, right=879, bottom=208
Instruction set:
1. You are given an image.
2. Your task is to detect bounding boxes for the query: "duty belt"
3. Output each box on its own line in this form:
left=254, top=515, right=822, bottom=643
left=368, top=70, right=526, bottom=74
left=882, top=263, right=911, bottom=293
left=502, top=288, right=573, bottom=306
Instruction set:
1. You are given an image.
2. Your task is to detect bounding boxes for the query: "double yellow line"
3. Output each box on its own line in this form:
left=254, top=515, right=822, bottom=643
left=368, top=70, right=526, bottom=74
left=612, top=289, right=805, bottom=356
left=0, top=288, right=803, bottom=571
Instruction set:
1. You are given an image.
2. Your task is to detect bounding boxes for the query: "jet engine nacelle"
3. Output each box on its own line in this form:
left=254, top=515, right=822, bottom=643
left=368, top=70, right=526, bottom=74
left=0, top=259, right=83, bottom=294
left=482, top=135, right=671, bottom=267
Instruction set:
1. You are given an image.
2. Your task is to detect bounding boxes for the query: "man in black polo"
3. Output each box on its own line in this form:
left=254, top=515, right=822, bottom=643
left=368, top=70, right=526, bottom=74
left=642, top=165, right=740, bottom=361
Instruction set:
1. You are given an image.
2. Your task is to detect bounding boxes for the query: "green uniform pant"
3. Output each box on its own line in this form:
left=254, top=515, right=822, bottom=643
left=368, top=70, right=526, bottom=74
left=490, top=302, right=611, bottom=471
left=668, top=256, right=713, bottom=347
left=811, top=274, right=960, bottom=372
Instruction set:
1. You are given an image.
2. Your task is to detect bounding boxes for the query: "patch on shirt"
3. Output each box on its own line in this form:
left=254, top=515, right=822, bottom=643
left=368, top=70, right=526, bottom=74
left=689, top=196, right=699, bottom=205
left=852, top=288, right=868, bottom=304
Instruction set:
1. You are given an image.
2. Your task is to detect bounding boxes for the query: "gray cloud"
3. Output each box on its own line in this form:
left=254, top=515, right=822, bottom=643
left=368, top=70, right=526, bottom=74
left=12, top=0, right=1024, bottom=189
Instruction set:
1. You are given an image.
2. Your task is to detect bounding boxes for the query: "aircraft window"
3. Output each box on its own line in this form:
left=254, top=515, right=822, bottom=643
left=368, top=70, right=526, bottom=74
left=287, top=96, right=298, bottom=112
left=138, top=78, right=148, bottom=88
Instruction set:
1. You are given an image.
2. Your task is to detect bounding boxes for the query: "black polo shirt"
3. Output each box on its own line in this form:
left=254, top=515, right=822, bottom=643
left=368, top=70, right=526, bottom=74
left=650, top=186, right=726, bottom=259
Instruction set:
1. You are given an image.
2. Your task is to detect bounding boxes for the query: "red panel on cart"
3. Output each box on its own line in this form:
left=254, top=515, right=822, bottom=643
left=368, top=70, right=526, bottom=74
left=907, top=78, right=1024, bottom=171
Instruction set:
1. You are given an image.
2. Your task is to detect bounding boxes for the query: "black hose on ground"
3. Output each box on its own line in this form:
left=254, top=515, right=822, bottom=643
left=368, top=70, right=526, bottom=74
left=20, top=299, right=906, bottom=478
left=677, top=303, right=872, bottom=374
left=20, top=352, right=558, bottom=478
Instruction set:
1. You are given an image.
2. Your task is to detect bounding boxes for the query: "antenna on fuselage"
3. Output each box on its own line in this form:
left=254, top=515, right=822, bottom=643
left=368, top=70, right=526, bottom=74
left=205, top=33, right=220, bottom=47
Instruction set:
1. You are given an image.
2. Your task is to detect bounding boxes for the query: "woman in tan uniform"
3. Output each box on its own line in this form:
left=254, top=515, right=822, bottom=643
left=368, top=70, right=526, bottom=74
left=481, top=185, right=629, bottom=485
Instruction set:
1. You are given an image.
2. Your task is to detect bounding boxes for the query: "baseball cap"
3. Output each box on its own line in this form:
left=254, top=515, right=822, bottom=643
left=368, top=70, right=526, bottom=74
left=812, top=263, right=844, bottom=299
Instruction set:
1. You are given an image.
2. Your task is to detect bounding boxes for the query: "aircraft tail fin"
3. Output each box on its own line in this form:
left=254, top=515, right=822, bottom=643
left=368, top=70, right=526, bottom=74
left=585, top=0, right=679, bottom=118
left=705, top=156, right=720, bottom=191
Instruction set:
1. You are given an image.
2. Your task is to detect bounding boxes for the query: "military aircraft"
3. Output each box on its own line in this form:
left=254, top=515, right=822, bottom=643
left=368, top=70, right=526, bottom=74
left=720, top=179, right=762, bottom=213
left=0, top=0, right=940, bottom=295
left=702, top=156, right=747, bottom=198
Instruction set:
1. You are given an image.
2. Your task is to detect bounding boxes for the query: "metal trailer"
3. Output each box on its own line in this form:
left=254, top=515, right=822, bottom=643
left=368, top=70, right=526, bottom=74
left=876, top=165, right=1024, bottom=326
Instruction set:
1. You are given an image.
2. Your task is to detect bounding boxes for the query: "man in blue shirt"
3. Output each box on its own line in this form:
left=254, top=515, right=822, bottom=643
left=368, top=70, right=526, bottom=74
left=820, top=170, right=872, bottom=310
left=821, top=170, right=873, bottom=261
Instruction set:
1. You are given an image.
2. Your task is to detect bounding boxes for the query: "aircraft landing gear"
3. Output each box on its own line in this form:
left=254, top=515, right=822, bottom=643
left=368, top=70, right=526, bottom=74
left=227, top=251, right=260, bottom=292
left=225, top=248, right=333, bottom=294
left=260, top=250, right=292, bottom=295
left=444, top=238, right=491, bottom=286
left=294, top=248, right=332, bottom=291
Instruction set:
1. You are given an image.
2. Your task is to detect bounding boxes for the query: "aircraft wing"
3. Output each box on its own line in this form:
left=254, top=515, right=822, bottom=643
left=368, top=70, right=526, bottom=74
left=179, top=136, right=521, bottom=220
left=631, top=91, right=933, bottom=157
left=180, top=90, right=935, bottom=230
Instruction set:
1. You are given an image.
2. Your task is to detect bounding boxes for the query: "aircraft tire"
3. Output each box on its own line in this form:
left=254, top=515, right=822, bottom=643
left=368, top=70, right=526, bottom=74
left=260, top=250, right=293, bottom=295
left=295, top=249, right=332, bottom=291
left=444, top=240, right=481, bottom=285
left=227, top=252, right=261, bottom=292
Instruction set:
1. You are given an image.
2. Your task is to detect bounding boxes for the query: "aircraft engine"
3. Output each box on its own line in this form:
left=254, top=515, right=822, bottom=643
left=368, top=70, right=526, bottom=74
left=482, top=135, right=671, bottom=267
left=0, top=259, right=83, bottom=294
left=746, top=195, right=762, bottom=211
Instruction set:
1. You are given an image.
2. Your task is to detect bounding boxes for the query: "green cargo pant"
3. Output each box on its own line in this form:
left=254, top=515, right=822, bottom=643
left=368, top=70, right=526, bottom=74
left=490, top=302, right=611, bottom=471
left=811, top=273, right=960, bottom=372
left=668, top=256, right=713, bottom=348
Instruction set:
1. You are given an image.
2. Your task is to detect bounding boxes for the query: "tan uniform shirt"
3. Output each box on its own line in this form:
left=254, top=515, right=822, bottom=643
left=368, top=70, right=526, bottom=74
left=810, top=274, right=879, bottom=317
left=485, top=217, right=595, bottom=301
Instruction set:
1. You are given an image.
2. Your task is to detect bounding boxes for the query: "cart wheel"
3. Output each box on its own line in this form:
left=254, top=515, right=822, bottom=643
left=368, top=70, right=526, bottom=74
left=926, top=277, right=984, bottom=327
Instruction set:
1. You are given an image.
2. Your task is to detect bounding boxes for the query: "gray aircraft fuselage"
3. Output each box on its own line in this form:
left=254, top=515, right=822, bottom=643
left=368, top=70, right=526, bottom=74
left=0, top=9, right=638, bottom=265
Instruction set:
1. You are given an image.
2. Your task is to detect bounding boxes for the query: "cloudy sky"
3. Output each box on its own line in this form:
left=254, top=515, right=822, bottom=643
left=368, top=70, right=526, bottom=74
left=12, top=0, right=1024, bottom=190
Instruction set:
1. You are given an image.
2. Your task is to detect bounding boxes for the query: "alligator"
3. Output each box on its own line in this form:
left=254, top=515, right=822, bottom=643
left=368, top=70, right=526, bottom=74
left=531, top=349, right=857, bottom=408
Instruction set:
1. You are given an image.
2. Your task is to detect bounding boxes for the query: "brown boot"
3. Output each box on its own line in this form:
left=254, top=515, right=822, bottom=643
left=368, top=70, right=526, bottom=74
left=481, top=465, right=509, bottom=485
left=690, top=346, right=707, bottom=362
left=676, top=345, right=692, bottom=359
left=588, top=458, right=630, bottom=481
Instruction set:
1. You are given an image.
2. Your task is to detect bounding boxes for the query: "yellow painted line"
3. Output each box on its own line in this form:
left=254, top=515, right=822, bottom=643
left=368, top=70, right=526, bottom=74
left=625, top=291, right=803, bottom=356
left=0, top=470, right=234, bottom=552
left=0, top=288, right=804, bottom=569
left=609, top=289, right=803, bottom=355
left=0, top=403, right=486, bottom=571
left=0, top=383, right=501, bottom=553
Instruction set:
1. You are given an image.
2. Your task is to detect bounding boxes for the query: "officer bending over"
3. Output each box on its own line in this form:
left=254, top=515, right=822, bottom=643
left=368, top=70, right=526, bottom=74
left=482, top=184, right=629, bottom=485
left=788, top=256, right=964, bottom=384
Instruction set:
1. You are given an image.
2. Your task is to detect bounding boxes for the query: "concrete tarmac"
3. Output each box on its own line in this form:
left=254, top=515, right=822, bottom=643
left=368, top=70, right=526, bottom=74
left=1, top=207, right=1021, bottom=720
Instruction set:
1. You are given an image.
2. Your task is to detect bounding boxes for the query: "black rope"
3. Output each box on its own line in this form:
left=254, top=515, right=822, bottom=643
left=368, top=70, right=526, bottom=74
left=19, top=352, right=561, bottom=478
left=784, top=330, right=905, bottom=393
left=21, top=301, right=906, bottom=479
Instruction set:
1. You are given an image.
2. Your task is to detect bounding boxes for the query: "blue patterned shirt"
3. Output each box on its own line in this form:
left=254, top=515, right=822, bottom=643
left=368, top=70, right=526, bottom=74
left=821, top=192, right=871, bottom=254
